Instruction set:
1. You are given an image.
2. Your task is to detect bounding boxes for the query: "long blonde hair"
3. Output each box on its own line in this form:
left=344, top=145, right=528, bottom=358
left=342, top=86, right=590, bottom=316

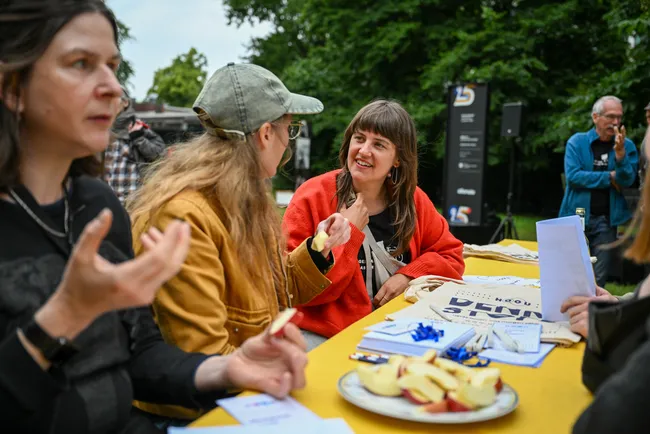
left=127, top=130, right=284, bottom=288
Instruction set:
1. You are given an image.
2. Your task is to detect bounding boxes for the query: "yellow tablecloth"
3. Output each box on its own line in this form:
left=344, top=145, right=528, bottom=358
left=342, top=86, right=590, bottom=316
left=192, top=240, right=592, bottom=433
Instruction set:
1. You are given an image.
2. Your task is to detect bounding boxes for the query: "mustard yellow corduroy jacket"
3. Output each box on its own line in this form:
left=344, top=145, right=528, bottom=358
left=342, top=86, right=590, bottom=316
left=131, top=190, right=331, bottom=420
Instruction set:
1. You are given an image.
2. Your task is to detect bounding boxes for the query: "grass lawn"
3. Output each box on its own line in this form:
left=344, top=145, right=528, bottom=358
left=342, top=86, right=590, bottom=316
left=606, top=282, right=637, bottom=296
left=497, top=214, right=539, bottom=242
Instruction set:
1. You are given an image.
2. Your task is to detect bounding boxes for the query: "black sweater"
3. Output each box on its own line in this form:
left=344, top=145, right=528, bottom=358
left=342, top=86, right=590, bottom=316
left=0, top=176, right=224, bottom=433
left=573, top=316, right=650, bottom=433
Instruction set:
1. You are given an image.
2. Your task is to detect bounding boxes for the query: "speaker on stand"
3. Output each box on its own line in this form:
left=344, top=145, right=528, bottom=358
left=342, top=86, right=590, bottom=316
left=489, top=102, right=525, bottom=243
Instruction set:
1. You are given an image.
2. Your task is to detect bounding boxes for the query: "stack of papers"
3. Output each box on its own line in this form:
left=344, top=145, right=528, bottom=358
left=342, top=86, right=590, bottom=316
left=462, top=243, right=539, bottom=264
left=358, top=319, right=475, bottom=356
left=462, top=275, right=541, bottom=287
left=387, top=282, right=581, bottom=347
left=536, top=216, right=596, bottom=322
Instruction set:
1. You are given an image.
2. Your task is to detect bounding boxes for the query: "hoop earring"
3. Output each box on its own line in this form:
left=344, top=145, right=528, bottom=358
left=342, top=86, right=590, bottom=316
left=390, top=166, right=399, bottom=185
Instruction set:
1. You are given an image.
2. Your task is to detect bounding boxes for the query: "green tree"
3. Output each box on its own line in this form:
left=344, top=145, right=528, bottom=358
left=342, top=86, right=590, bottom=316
left=116, top=20, right=135, bottom=86
left=225, top=0, right=650, bottom=213
left=147, top=47, right=208, bottom=107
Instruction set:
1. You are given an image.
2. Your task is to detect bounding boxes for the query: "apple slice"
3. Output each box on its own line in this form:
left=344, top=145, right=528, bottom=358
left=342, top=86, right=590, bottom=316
left=397, top=360, right=410, bottom=377
left=402, top=388, right=431, bottom=405
left=447, top=392, right=473, bottom=412
left=405, top=363, right=460, bottom=391
left=416, top=349, right=437, bottom=364
left=433, top=358, right=476, bottom=382
left=457, top=382, right=497, bottom=408
left=269, top=308, right=304, bottom=337
left=388, top=355, right=406, bottom=367
left=312, top=231, right=329, bottom=252
left=357, top=364, right=402, bottom=396
left=470, top=368, right=501, bottom=389
left=420, top=399, right=449, bottom=414
left=397, top=373, right=445, bottom=404
left=357, top=363, right=402, bottom=397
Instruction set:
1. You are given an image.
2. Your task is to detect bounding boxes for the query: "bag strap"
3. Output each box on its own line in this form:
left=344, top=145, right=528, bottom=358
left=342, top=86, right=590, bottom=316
left=11, top=184, right=73, bottom=258
left=362, top=226, right=402, bottom=275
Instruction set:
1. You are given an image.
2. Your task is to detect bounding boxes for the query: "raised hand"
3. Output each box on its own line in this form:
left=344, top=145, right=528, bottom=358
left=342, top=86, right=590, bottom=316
left=613, top=125, right=626, bottom=161
left=315, top=213, right=351, bottom=258
left=340, top=192, right=369, bottom=231
left=57, top=208, right=191, bottom=317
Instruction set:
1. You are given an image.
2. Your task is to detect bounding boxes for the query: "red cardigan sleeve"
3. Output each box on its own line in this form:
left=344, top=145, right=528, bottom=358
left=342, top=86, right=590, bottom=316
left=397, top=189, right=465, bottom=279
left=283, top=183, right=366, bottom=306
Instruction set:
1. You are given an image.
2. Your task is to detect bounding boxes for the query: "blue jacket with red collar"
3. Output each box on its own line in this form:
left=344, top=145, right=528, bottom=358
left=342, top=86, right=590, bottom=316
left=559, top=128, right=638, bottom=226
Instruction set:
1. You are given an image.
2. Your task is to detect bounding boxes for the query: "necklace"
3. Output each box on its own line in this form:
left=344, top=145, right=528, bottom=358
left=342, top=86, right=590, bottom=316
left=8, top=187, right=69, bottom=238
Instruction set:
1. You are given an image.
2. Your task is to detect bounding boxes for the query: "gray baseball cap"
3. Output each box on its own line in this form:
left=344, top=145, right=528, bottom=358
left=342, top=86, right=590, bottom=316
left=193, top=63, right=323, bottom=139
left=645, top=102, right=650, bottom=111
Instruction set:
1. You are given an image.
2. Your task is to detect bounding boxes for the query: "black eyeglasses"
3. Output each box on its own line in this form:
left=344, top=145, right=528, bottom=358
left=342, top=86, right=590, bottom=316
left=274, top=120, right=303, bottom=140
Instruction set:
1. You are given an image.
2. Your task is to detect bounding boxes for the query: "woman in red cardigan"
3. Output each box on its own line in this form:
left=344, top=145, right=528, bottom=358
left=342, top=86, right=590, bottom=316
left=282, top=100, right=465, bottom=348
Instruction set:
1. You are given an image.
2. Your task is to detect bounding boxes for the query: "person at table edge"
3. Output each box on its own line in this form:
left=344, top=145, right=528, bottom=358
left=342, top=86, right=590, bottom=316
left=283, top=100, right=465, bottom=348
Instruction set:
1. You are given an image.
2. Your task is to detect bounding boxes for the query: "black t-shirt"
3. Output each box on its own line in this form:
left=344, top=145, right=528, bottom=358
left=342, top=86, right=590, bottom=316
left=591, top=139, right=611, bottom=217
left=0, top=176, right=219, bottom=434
left=358, top=208, right=411, bottom=297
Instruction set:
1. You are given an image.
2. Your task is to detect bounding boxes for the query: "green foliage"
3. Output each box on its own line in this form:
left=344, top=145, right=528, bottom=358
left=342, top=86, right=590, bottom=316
left=147, top=48, right=208, bottom=107
left=223, top=0, right=650, bottom=171
left=115, top=20, right=135, bottom=87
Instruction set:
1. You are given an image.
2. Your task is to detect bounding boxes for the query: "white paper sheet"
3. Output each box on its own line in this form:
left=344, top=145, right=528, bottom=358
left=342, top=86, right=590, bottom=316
left=480, top=343, right=555, bottom=368
left=168, top=418, right=354, bottom=434
left=489, top=322, right=541, bottom=353
left=536, top=216, right=596, bottom=321
left=215, top=394, right=320, bottom=426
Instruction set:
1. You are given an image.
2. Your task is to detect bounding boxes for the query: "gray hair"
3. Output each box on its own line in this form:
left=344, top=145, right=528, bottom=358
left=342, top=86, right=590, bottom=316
left=592, top=96, right=623, bottom=115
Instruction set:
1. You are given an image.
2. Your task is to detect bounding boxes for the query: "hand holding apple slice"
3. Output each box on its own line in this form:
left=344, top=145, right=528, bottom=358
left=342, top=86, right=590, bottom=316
left=269, top=308, right=304, bottom=337
left=312, top=231, right=329, bottom=252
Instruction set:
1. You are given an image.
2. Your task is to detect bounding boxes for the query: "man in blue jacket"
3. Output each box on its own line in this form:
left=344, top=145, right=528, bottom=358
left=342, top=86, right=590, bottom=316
left=559, top=96, right=638, bottom=287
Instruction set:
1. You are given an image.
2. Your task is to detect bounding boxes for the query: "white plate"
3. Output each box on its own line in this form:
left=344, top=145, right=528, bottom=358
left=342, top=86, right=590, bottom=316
left=337, top=370, right=519, bottom=424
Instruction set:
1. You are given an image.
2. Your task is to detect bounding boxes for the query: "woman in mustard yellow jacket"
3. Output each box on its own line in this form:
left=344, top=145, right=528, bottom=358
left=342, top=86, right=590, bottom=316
left=127, top=63, right=350, bottom=423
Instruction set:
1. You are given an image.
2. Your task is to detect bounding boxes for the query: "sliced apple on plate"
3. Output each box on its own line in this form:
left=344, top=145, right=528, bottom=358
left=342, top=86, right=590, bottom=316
left=397, top=373, right=446, bottom=404
left=357, top=363, right=402, bottom=397
left=457, top=382, right=497, bottom=408
left=447, top=391, right=474, bottom=412
left=269, top=308, right=304, bottom=337
left=470, top=368, right=501, bottom=389
left=433, top=358, right=476, bottom=382
left=420, top=399, right=449, bottom=414
left=405, top=362, right=460, bottom=391
left=416, top=349, right=438, bottom=364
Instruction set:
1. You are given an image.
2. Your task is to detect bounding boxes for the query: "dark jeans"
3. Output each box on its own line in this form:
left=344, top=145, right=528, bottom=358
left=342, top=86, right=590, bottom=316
left=586, top=215, right=618, bottom=287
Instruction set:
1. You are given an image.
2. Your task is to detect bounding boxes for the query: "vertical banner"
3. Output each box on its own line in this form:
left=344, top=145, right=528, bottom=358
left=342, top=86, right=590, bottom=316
left=295, top=120, right=311, bottom=189
left=443, top=83, right=489, bottom=226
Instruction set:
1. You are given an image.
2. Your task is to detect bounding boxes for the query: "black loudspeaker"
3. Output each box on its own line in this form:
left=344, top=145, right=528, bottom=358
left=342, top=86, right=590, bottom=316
left=501, top=102, right=524, bottom=137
